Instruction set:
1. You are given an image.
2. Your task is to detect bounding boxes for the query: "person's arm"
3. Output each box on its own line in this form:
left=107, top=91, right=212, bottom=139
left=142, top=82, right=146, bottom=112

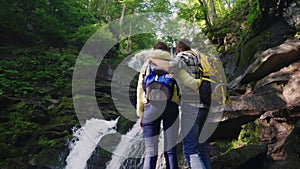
left=174, top=69, right=202, bottom=91
left=139, top=116, right=143, bottom=129
left=136, top=60, right=149, bottom=119
left=151, top=57, right=202, bottom=90
left=150, top=58, right=171, bottom=73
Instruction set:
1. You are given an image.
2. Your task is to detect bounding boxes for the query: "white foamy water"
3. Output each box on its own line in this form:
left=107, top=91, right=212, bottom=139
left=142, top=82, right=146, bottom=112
left=106, top=121, right=166, bottom=169
left=65, top=118, right=117, bottom=169
left=127, top=50, right=152, bottom=72
left=105, top=122, right=144, bottom=169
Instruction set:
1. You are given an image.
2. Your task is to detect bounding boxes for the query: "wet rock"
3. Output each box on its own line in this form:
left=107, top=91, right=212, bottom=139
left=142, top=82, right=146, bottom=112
left=0, top=94, right=20, bottom=109
left=31, top=105, right=49, bottom=124
left=282, top=62, right=300, bottom=107
left=229, top=38, right=300, bottom=88
left=96, top=62, right=113, bottom=82
left=283, top=2, right=300, bottom=29
left=43, top=123, right=74, bottom=134
left=211, top=144, right=267, bottom=169
left=284, top=119, right=300, bottom=168
left=258, top=115, right=294, bottom=161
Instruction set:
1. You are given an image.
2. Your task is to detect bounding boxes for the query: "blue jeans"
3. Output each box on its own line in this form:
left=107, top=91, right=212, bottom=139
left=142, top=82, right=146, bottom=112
left=181, top=103, right=210, bottom=169
left=142, top=101, right=179, bottom=169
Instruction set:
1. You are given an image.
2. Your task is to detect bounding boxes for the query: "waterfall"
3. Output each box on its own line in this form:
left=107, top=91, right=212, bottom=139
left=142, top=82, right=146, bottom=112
left=65, top=50, right=169, bottom=169
left=106, top=122, right=166, bottom=169
left=105, top=122, right=144, bottom=169
left=127, top=50, right=152, bottom=72
left=65, top=118, right=117, bottom=169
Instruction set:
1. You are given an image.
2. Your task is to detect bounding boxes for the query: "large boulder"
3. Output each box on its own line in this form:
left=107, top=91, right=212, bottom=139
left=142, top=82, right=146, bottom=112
left=229, top=38, right=300, bottom=88
left=211, top=144, right=268, bottom=169
left=284, top=119, right=300, bottom=168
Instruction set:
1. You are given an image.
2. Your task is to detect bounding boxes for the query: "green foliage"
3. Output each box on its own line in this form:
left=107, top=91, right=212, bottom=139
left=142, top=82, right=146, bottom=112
left=246, top=0, right=260, bottom=27
left=38, top=136, right=58, bottom=147
left=295, top=32, right=300, bottom=38
left=212, top=140, right=235, bottom=153
left=0, top=0, right=95, bottom=47
left=238, top=121, right=260, bottom=145
left=202, top=0, right=261, bottom=54
left=71, top=23, right=102, bottom=48
left=0, top=97, right=77, bottom=168
left=106, top=33, right=156, bottom=66
left=213, top=0, right=228, bottom=17
left=0, top=48, right=76, bottom=98
left=0, top=103, right=38, bottom=147
left=175, top=1, right=203, bottom=22
left=120, top=33, right=156, bottom=53
left=231, top=121, right=260, bottom=148
left=213, top=121, right=260, bottom=153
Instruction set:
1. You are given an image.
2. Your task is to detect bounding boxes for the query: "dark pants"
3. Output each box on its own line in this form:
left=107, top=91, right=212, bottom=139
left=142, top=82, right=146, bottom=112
left=142, top=101, right=179, bottom=169
left=181, top=103, right=210, bottom=169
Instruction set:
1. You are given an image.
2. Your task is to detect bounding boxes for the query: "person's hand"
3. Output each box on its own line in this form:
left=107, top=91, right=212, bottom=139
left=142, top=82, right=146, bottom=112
left=148, top=57, right=153, bottom=62
left=139, top=116, right=143, bottom=129
left=197, top=78, right=202, bottom=87
left=192, top=79, right=202, bottom=94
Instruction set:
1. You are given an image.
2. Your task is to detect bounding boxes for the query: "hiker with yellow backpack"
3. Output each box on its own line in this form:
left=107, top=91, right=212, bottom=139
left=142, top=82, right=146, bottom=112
left=150, top=39, right=228, bottom=169
left=137, top=41, right=205, bottom=169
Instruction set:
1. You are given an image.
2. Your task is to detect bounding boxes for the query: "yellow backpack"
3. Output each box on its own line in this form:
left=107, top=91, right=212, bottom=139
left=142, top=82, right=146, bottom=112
left=198, top=53, right=231, bottom=107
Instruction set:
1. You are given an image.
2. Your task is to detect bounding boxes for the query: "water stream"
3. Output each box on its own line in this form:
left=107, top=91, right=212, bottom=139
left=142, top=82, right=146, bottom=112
left=65, top=118, right=167, bottom=169
left=105, top=122, right=144, bottom=169
left=65, top=118, right=117, bottom=169
left=104, top=121, right=166, bottom=169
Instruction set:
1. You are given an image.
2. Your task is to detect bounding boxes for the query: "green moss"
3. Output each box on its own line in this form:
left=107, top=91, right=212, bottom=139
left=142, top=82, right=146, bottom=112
left=295, top=32, right=300, bottom=38
left=0, top=96, right=77, bottom=168
left=35, top=148, right=66, bottom=168
left=214, top=121, right=260, bottom=152
left=238, top=30, right=271, bottom=70
left=232, top=121, right=260, bottom=148
left=246, top=0, right=260, bottom=27
left=212, top=140, right=235, bottom=153
left=0, top=47, right=76, bottom=98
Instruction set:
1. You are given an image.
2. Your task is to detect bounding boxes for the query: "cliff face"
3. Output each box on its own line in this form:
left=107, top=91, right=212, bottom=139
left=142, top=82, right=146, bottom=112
left=209, top=1, right=300, bottom=168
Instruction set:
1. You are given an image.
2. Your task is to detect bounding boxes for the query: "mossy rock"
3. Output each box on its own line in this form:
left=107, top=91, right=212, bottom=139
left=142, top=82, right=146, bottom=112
left=34, top=148, right=67, bottom=168
left=0, top=94, right=20, bottom=109
left=116, top=115, right=137, bottom=134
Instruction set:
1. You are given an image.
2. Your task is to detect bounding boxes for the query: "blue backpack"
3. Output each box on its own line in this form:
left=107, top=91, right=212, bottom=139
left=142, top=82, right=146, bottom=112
left=143, top=63, right=178, bottom=102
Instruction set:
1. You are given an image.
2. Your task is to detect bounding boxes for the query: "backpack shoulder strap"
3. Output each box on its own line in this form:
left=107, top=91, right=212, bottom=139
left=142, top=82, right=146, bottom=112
left=186, top=50, right=199, bottom=57
left=145, top=63, right=151, bottom=76
left=142, top=64, right=152, bottom=91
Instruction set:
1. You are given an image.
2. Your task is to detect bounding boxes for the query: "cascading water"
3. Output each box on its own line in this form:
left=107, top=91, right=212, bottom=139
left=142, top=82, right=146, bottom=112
left=105, top=122, right=144, bottom=169
left=127, top=50, right=151, bottom=71
left=105, top=122, right=166, bottom=169
left=65, top=118, right=117, bottom=169
left=65, top=118, right=166, bottom=169
left=65, top=51, right=169, bottom=169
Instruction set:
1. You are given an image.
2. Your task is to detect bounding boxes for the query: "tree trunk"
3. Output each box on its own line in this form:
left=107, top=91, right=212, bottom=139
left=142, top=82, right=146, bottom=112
left=119, top=5, right=126, bottom=25
left=198, top=0, right=212, bottom=30
left=225, top=0, right=231, bottom=10
left=209, top=0, right=217, bottom=22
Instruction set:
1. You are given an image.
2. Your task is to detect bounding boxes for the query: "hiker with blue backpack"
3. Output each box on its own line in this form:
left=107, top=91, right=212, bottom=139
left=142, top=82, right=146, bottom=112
left=136, top=41, right=202, bottom=169
left=150, top=39, right=212, bottom=169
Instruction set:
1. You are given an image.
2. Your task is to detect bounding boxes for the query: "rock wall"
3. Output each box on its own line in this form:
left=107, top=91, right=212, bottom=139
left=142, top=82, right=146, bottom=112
left=214, top=5, right=300, bottom=165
